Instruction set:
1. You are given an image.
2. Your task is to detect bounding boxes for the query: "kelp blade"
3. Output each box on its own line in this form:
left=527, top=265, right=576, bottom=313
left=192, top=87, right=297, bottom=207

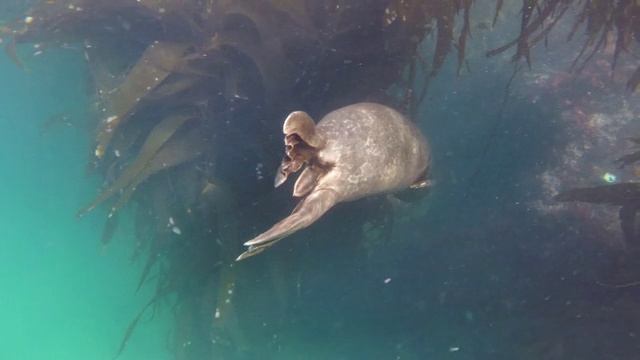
left=94, top=42, right=191, bottom=158
left=554, top=183, right=640, bottom=205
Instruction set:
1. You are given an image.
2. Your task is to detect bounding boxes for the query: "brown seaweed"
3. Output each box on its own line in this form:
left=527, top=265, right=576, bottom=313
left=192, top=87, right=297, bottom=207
left=619, top=204, right=640, bottom=245
left=555, top=183, right=640, bottom=248
left=487, top=0, right=638, bottom=92
left=492, top=0, right=504, bottom=27
left=78, top=113, right=196, bottom=217
left=429, top=2, right=454, bottom=78
left=5, top=37, right=25, bottom=70
left=100, top=213, right=120, bottom=247
left=626, top=137, right=640, bottom=145
left=135, top=235, right=165, bottom=293
left=487, top=0, right=567, bottom=65
left=107, top=125, right=208, bottom=217
left=208, top=182, right=244, bottom=347
left=147, top=74, right=204, bottom=99
left=456, top=0, right=473, bottom=76
left=614, top=138, right=640, bottom=169
left=205, top=180, right=242, bottom=334
left=553, top=183, right=640, bottom=206
left=93, top=42, right=191, bottom=159
left=106, top=115, right=149, bottom=164
left=627, top=66, right=640, bottom=92
left=615, top=150, right=640, bottom=169
left=112, top=302, right=147, bottom=360
left=204, top=27, right=288, bottom=106
left=112, top=277, right=174, bottom=360
left=130, top=207, right=153, bottom=265
left=267, top=0, right=315, bottom=31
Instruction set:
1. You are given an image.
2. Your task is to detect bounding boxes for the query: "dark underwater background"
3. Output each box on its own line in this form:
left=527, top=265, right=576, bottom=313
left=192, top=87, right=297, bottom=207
left=1, top=1, right=639, bottom=360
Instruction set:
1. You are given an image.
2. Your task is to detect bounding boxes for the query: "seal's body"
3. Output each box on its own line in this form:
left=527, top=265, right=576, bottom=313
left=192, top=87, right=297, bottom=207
left=237, top=102, right=431, bottom=260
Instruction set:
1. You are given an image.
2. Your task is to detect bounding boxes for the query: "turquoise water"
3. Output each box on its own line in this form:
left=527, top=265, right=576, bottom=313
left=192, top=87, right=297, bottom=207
left=0, top=50, right=171, bottom=360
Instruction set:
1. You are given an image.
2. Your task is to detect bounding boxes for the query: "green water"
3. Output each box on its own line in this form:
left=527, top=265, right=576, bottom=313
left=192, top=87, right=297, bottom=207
left=0, top=50, right=172, bottom=360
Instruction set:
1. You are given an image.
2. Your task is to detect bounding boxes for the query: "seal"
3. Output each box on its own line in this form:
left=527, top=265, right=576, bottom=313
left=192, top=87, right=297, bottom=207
left=237, top=102, right=431, bottom=260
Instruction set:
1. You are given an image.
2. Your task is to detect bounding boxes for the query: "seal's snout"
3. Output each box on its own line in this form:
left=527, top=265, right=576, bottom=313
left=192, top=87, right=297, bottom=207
left=237, top=102, right=430, bottom=260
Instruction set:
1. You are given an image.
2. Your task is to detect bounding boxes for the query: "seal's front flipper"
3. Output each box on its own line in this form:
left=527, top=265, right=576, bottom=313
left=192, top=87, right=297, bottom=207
left=274, top=111, right=325, bottom=188
left=283, top=111, right=325, bottom=148
left=293, top=167, right=322, bottom=197
left=395, top=178, right=432, bottom=203
left=237, top=189, right=339, bottom=260
left=410, top=179, right=432, bottom=189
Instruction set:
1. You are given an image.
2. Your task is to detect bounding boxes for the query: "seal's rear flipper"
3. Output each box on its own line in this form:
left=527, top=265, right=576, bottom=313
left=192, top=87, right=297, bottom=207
left=237, top=189, right=339, bottom=261
left=235, top=243, right=270, bottom=261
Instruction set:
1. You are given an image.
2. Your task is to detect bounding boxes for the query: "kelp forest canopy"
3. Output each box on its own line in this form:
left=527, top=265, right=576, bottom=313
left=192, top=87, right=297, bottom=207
left=0, top=0, right=638, bottom=359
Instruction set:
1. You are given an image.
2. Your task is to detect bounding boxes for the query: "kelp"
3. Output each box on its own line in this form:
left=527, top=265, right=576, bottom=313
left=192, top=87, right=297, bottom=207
left=614, top=138, right=640, bottom=169
left=382, top=0, right=472, bottom=87
left=268, top=0, right=315, bottom=31
left=554, top=183, right=640, bottom=206
left=204, top=29, right=288, bottom=106
left=615, top=151, right=640, bottom=169
left=395, top=0, right=476, bottom=102
left=208, top=182, right=246, bottom=350
left=100, top=212, right=120, bottom=248
left=93, top=42, right=191, bottom=159
left=112, top=298, right=151, bottom=360
left=430, top=1, right=455, bottom=78
left=146, top=74, right=205, bottom=100
left=486, top=0, right=570, bottom=66
left=456, top=0, right=473, bottom=77
left=105, top=113, right=150, bottom=164
left=5, top=0, right=638, bottom=95
left=5, top=37, right=25, bottom=70
left=113, top=259, right=177, bottom=360
left=554, top=183, right=640, bottom=247
left=555, top=135, right=640, bottom=252
left=362, top=196, right=395, bottom=246
left=628, top=66, right=640, bottom=93
left=620, top=203, right=640, bottom=245
left=108, top=124, right=208, bottom=217
left=492, top=0, right=504, bottom=27
left=132, top=174, right=177, bottom=291
left=130, top=206, right=154, bottom=265
left=78, top=113, right=196, bottom=217
left=135, top=234, right=166, bottom=293
left=10, top=0, right=164, bottom=52
left=487, top=0, right=639, bottom=91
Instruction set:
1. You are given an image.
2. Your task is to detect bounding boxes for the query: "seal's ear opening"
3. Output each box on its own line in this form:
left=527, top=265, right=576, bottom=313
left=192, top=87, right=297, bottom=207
left=283, top=111, right=325, bottom=148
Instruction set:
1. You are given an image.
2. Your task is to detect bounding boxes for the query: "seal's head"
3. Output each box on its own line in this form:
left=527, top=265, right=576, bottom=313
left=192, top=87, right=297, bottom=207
left=237, top=102, right=430, bottom=260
